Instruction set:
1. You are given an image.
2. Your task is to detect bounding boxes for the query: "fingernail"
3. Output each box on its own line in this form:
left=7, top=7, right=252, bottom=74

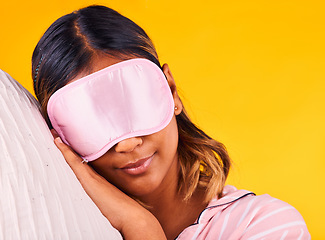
left=55, top=137, right=63, bottom=144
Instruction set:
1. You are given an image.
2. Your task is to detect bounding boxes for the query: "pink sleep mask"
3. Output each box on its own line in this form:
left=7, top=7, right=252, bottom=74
left=47, top=58, right=174, bottom=162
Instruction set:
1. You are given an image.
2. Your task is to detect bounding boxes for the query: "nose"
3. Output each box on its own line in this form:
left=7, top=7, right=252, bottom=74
left=114, top=137, right=143, bottom=153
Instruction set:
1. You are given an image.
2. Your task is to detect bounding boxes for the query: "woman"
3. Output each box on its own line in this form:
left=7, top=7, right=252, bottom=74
left=32, top=5, right=310, bottom=239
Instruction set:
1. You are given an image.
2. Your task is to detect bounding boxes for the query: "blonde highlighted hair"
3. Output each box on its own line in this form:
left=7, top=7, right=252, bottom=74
left=176, top=107, right=231, bottom=202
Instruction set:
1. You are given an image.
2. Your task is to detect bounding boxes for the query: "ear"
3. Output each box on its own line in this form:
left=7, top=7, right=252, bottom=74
left=162, top=63, right=182, bottom=115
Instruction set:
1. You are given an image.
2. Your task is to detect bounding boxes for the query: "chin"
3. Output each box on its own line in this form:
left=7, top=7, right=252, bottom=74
left=120, top=174, right=164, bottom=199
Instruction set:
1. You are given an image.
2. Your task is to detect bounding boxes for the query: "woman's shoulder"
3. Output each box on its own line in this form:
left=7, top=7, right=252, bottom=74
left=177, top=185, right=311, bottom=239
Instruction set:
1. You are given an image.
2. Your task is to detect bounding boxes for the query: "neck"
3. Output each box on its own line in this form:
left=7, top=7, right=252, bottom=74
left=138, top=179, right=208, bottom=240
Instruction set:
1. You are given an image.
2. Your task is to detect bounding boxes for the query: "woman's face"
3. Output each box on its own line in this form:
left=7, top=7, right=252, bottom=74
left=77, top=54, right=183, bottom=199
left=91, top=114, right=180, bottom=199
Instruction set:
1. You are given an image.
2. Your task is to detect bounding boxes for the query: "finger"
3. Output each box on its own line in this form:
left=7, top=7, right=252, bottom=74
left=50, top=128, right=59, bottom=138
left=52, top=135, right=106, bottom=185
left=51, top=129, right=83, bottom=168
left=54, top=137, right=79, bottom=164
left=53, top=136, right=92, bottom=176
left=53, top=136, right=106, bottom=182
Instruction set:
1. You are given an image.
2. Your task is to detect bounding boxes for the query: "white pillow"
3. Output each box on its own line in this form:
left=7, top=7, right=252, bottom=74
left=0, top=70, right=122, bottom=240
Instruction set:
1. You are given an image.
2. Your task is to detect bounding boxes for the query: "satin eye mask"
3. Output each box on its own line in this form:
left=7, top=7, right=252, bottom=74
left=47, top=58, right=174, bottom=162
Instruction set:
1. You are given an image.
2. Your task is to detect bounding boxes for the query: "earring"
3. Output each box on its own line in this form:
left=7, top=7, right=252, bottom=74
left=175, top=106, right=178, bottom=110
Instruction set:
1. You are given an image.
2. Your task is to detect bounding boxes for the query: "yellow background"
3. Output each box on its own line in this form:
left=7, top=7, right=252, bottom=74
left=1, top=0, right=324, bottom=238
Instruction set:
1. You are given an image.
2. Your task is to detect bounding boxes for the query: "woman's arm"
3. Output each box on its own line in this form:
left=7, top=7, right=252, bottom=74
left=52, top=131, right=166, bottom=240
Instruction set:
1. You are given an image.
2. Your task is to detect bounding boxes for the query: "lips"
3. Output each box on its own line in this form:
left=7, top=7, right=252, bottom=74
left=120, top=154, right=154, bottom=175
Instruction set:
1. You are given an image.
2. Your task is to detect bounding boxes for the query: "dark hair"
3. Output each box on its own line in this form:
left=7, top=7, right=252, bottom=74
left=32, top=5, right=159, bottom=126
left=32, top=5, right=231, bottom=202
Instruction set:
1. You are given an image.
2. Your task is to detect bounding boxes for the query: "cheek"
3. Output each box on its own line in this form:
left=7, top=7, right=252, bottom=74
left=89, top=154, right=115, bottom=180
left=156, top=116, right=179, bottom=155
left=169, top=118, right=179, bottom=150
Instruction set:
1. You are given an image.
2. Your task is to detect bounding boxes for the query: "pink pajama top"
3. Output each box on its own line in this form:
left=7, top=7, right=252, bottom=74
left=176, top=185, right=310, bottom=239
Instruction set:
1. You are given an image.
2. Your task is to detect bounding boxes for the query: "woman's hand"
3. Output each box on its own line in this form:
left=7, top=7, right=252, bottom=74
left=51, top=130, right=166, bottom=240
